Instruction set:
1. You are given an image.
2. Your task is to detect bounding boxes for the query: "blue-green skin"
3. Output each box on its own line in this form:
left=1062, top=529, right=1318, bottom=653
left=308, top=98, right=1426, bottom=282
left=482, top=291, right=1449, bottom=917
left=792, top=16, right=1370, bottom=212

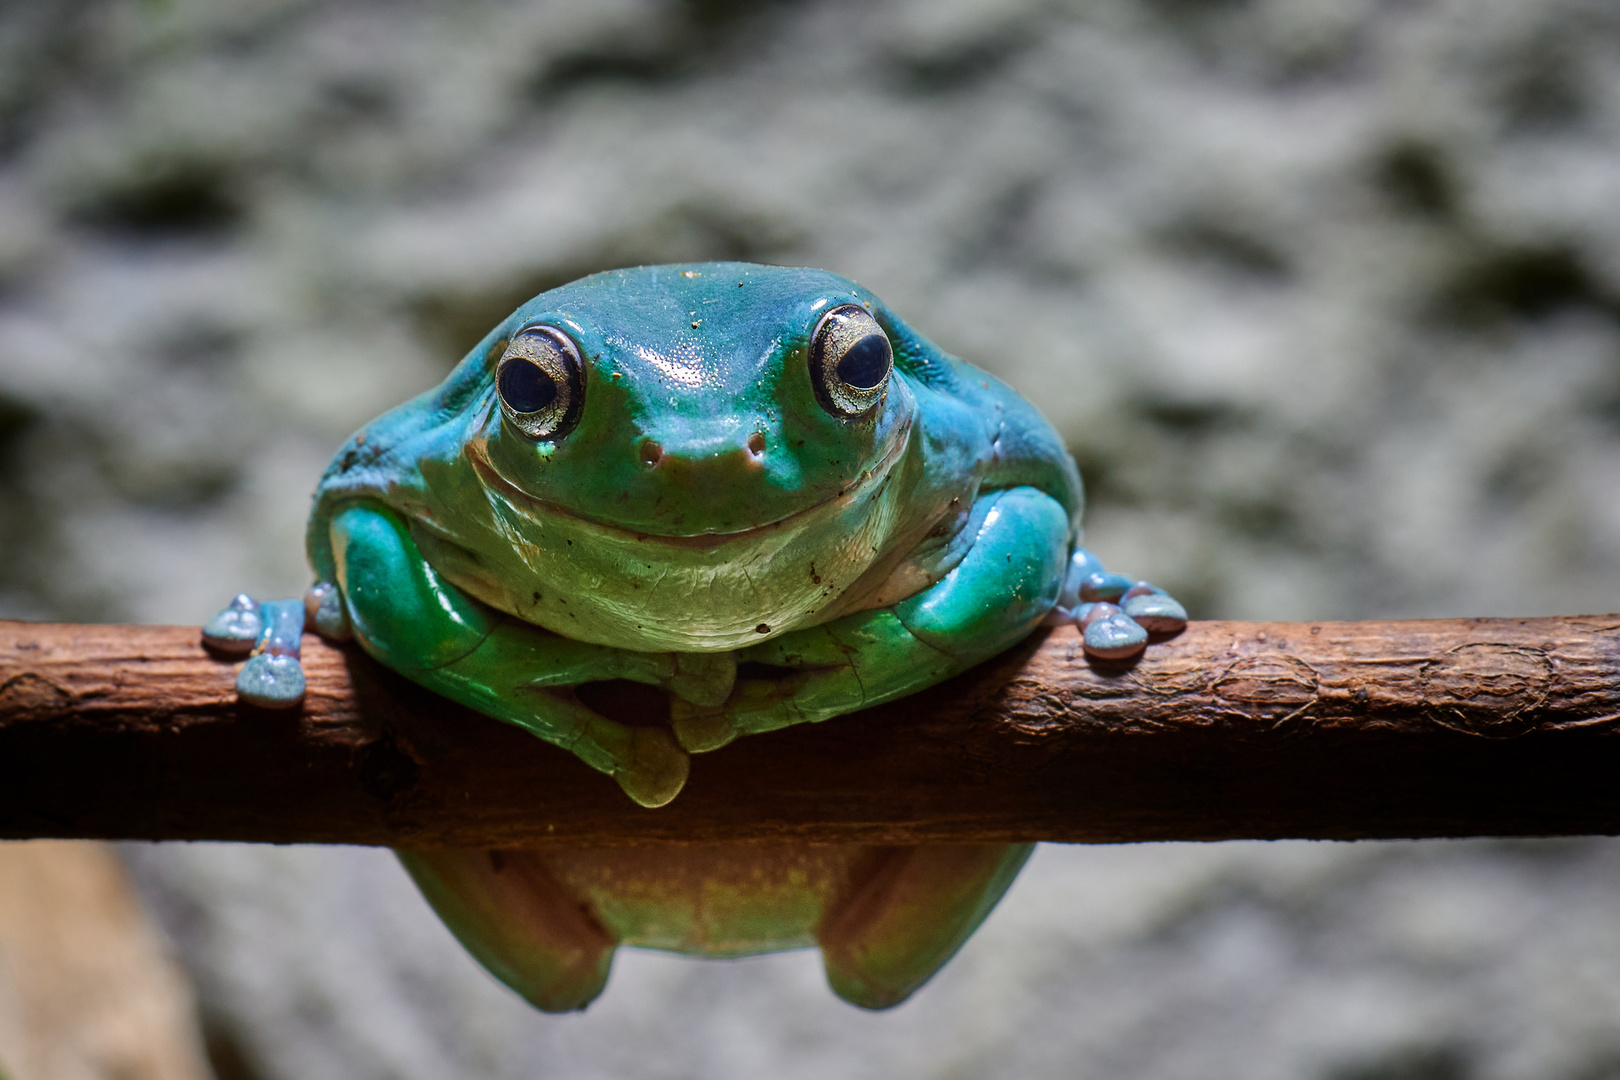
left=247, top=262, right=1146, bottom=1011
left=310, top=263, right=1080, bottom=808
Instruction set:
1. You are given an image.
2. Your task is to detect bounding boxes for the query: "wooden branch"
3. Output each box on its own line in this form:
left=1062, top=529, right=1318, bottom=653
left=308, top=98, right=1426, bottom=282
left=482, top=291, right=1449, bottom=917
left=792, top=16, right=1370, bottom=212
left=3, top=616, right=1620, bottom=847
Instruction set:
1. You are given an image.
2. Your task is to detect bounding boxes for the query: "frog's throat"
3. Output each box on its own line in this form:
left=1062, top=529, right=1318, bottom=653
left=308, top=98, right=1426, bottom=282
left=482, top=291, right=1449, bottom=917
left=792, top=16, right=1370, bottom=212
left=463, top=417, right=912, bottom=549
left=431, top=420, right=918, bottom=651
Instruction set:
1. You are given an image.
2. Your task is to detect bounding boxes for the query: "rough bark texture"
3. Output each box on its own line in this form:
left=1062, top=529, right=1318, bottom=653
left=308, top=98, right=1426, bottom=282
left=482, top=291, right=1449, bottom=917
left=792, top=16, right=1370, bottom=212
left=3, top=616, right=1619, bottom=847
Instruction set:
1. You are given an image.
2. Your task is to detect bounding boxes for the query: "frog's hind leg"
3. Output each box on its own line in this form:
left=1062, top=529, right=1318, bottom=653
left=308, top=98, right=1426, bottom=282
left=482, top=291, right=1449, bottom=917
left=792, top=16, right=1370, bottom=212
left=818, top=842, right=1033, bottom=1009
left=398, top=848, right=617, bottom=1012
left=328, top=500, right=690, bottom=807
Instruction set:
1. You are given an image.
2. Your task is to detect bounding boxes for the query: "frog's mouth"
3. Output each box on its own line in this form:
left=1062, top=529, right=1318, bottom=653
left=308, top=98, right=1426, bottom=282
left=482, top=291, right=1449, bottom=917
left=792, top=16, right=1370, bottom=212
left=465, top=418, right=911, bottom=551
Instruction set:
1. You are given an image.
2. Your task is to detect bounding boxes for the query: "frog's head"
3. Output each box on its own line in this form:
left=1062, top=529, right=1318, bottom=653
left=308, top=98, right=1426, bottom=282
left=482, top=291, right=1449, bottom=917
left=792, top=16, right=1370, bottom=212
left=465, top=262, right=915, bottom=540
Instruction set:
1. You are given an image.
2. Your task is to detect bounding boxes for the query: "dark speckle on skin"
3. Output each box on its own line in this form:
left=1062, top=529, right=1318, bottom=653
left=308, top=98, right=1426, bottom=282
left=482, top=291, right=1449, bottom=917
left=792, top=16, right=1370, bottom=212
left=755, top=623, right=770, bottom=633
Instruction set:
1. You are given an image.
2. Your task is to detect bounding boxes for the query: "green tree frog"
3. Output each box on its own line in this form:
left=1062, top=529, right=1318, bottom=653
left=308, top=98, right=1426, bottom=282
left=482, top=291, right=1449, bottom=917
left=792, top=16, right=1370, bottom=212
left=204, top=263, right=1185, bottom=1011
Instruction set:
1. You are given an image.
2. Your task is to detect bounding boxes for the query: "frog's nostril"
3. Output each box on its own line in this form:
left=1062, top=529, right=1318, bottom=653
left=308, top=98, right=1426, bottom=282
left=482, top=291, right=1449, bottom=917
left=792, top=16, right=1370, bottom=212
left=747, top=432, right=766, bottom=456
left=638, top=439, right=664, bottom=467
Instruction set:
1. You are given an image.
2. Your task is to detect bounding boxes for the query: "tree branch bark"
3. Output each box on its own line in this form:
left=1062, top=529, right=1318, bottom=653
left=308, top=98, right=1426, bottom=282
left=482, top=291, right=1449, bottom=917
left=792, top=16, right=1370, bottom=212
left=3, top=616, right=1620, bottom=847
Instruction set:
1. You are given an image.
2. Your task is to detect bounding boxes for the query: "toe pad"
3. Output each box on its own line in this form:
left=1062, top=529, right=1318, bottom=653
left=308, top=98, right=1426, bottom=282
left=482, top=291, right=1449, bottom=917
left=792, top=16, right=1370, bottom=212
left=236, top=653, right=306, bottom=708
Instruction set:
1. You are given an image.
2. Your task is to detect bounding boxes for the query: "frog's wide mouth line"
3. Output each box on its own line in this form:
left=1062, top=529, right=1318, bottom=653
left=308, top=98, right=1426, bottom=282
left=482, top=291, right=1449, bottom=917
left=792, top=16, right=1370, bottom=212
left=464, top=420, right=911, bottom=551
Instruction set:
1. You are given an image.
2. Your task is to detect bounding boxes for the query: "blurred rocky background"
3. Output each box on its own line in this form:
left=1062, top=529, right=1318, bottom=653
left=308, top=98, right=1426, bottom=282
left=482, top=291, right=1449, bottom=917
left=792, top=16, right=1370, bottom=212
left=0, top=842, right=211, bottom=1080
left=2, top=0, right=1620, bottom=1076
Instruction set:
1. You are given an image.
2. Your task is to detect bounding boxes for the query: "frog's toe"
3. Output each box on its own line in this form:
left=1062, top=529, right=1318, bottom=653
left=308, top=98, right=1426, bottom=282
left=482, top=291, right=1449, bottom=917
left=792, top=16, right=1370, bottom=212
left=1120, top=582, right=1188, bottom=635
left=671, top=700, right=740, bottom=753
left=1079, top=571, right=1136, bottom=604
left=668, top=651, right=736, bottom=709
left=1080, top=602, right=1148, bottom=659
left=202, top=594, right=263, bottom=656
left=1060, top=549, right=1188, bottom=646
left=236, top=653, right=306, bottom=708
left=303, top=582, right=352, bottom=642
left=614, top=728, right=690, bottom=808
left=1058, top=547, right=1134, bottom=608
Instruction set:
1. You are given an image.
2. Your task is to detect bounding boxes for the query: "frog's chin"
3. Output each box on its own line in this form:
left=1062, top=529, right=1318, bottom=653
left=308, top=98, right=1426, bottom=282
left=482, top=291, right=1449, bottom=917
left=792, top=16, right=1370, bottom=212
left=465, top=424, right=910, bottom=550
left=442, top=425, right=917, bottom=652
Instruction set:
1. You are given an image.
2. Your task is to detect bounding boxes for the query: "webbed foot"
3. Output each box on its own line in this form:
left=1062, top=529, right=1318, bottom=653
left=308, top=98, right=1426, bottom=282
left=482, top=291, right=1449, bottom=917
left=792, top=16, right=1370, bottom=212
left=1051, top=548, right=1188, bottom=660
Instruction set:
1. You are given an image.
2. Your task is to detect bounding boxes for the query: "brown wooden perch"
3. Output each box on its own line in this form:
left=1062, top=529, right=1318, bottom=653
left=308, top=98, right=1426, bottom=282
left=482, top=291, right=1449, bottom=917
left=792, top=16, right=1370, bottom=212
left=2, top=616, right=1619, bottom=847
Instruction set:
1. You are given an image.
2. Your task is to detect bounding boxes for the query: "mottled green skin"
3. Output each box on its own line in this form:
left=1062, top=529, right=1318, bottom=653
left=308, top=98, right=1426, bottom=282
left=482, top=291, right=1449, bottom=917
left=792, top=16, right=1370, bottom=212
left=305, top=262, right=1082, bottom=1008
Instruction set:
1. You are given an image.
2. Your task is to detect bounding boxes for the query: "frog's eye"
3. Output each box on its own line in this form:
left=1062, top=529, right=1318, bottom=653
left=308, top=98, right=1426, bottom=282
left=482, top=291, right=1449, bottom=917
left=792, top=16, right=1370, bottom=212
left=809, top=304, right=893, bottom=419
left=495, top=326, right=584, bottom=440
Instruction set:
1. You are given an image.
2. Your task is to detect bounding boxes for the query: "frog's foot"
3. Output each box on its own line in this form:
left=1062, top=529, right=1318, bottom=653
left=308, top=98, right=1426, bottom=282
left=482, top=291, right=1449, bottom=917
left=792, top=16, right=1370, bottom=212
left=665, top=650, right=736, bottom=709
left=203, top=595, right=308, bottom=708
left=1049, top=548, right=1188, bottom=660
left=671, top=638, right=866, bottom=750
left=617, top=727, right=690, bottom=808
left=662, top=652, right=740, bottom=752
left=201, top=593, right=264, bottom=656
left=303, top=581, right=352, bottom=642
left=670, top=699, right=739, bottom=753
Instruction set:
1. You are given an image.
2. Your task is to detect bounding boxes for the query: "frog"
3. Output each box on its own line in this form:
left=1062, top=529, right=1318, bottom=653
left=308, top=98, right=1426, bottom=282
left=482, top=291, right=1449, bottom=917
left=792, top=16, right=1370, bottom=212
left=203, top=262, right=1186, bottom=1011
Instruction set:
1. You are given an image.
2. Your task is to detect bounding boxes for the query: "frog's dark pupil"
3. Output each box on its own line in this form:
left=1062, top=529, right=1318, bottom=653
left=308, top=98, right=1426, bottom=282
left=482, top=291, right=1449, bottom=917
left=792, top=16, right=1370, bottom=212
left=836, top=334, right=891, bottom=390
left=500, top=359, right=557, bottom=413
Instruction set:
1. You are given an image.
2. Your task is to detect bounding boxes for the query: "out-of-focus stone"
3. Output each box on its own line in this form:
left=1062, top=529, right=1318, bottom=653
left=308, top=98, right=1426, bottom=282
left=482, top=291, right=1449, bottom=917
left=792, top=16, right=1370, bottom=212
left=0, top=842, right=210, bottom=1080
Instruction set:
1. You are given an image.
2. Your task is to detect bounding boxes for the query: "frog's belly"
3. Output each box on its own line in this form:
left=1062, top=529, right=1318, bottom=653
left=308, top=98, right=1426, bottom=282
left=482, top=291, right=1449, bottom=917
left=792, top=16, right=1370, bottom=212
left=540, top=843, right=875, bottom=956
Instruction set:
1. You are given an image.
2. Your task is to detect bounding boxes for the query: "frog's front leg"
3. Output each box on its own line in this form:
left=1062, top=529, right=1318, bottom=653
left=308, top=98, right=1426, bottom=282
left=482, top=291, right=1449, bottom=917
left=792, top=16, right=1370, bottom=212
left=327, top=500, right=723, bottom=807
left=673, top=486, right=1071, bottom=751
